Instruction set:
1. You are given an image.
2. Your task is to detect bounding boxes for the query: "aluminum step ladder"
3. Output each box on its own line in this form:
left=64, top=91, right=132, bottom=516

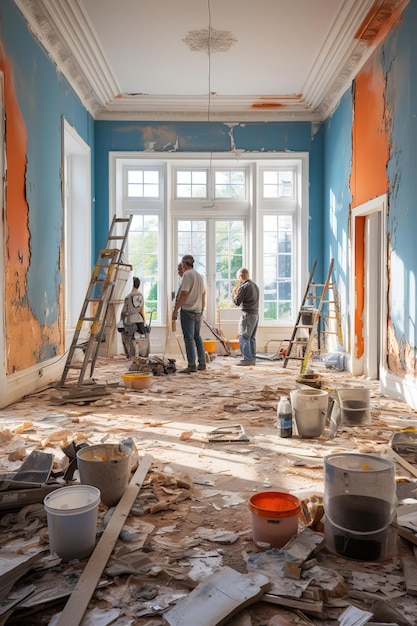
left=283, top=258, right=343, bottom=373
left=60, top=215, right=133, bottom=387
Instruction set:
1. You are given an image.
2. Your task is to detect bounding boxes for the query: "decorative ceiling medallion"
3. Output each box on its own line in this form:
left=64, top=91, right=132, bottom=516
left=183, top=28, right=237, bottom=53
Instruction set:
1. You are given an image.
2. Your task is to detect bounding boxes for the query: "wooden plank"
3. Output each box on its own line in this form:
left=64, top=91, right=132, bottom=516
left=56, top=453, right=153, bottom=626
left=386, top=447, right=417, bottom=480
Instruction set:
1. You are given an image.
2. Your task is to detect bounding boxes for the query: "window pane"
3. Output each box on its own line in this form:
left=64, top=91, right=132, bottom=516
left=128, top=171, right=143, bottom=183
left=177, top=220, right=207, bottom=278
left=127, top=169, right=159, bottom=198
left=262, top=214, right=293, bottom=321
left=144, top=171, right=159, bottom=184
left=177, top=171, right=191, bottom=184
left=192, top=171, right=207, bottom=184
left=176, top=170, right=207, bottom=198
left=127, top=214, right=160, bottom=320
left=262, top=169, right=294, bottom=199
left=215, top=170, right=245, bottom=199
left=215, top=220, right=244, bottom=308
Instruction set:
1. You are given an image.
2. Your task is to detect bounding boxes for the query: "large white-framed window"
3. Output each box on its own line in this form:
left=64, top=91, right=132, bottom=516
left=110, top=152, right=308, bottom=328
left=257, top=162, right=305, bottom=325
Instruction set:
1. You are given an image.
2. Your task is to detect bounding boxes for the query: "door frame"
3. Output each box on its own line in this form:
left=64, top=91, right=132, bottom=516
left=350, top=194, right=387, bottom=378
left=62, top=119, right=91, bottom=347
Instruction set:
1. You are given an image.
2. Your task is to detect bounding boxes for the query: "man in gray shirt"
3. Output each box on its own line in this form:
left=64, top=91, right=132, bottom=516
left=172, top=255, right=206, bottom=373
left=233, top=268, right=259, bottom=365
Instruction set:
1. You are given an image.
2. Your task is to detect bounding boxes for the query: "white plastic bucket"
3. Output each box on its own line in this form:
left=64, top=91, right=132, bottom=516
left=290, top=388, right=328, bottom=437
left=44, top=485, right=100, bottom=561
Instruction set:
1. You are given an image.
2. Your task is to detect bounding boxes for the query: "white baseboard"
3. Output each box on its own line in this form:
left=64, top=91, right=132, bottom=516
left=380, top=368, right=417, bottom=410
left=0, top=358, right=64, bottom=409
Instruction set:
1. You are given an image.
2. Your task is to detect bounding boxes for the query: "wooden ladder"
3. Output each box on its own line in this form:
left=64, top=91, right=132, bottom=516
left=60, top=215, right=133, bottom=387
left=283, top=258, right=343, bottom=374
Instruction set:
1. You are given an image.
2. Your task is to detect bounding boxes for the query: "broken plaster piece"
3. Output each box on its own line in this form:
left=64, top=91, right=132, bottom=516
left=163, top=566, right=270, bottom=626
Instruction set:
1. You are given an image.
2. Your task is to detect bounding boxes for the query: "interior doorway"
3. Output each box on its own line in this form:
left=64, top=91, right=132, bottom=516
left=62, top=119, right=91, bottom=348
left=351, top=195, right=387, bottom=379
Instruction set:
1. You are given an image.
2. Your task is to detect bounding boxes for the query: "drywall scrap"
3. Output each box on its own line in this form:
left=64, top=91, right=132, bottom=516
left=162, top=566, right=270, bottom=626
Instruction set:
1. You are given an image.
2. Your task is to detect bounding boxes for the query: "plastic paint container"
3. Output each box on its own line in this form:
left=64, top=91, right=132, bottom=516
left=44, top=485, right=100, bottom=561
left=324, top=453, right=397, bottom=561
left=248, top=491, right=300, bottom=548
left=77, top=443, right=132, bottom=507
left=290, top=388, right=328, bottom=437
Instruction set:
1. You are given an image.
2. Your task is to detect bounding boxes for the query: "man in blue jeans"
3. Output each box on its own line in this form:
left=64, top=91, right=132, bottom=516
left=233, top=268, right=259, bottom=366
left=172, top=255, right=206, bottom=374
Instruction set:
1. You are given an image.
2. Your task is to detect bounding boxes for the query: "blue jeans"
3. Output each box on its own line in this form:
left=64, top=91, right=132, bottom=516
left=238, top=312, right=259, bottom=361
left=180, top=309, right=206, bottom=368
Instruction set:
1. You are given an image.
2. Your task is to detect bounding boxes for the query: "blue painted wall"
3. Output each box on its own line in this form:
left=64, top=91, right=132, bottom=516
left=384, top=8, right=417, bottom=366
left=323, top=0, right=417, bottom=376
left=323, top=89, right=353, bottom=320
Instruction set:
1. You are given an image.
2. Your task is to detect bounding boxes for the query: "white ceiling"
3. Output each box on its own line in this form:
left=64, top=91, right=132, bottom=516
left=15, top=0, right=402, bottom=122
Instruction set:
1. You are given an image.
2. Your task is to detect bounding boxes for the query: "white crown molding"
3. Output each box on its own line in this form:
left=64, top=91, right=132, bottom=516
left=95, top=108, right=323, bottom=123
left=12, top=0, right=405, bottom=123
left=14, top=0, right=113, bottom=117
left=303, top=0, right=375, bottom=109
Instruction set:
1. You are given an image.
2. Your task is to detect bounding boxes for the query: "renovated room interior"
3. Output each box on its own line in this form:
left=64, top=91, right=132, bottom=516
left=0, top=0, right=415, bottom=410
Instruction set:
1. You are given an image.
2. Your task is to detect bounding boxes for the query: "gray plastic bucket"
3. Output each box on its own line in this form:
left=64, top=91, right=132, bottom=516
left=44, top=485, right=100, bottom=561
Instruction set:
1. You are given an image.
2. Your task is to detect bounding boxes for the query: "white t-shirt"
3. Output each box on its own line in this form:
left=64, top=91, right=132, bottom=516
left=180, top=268, right=205, bottom=312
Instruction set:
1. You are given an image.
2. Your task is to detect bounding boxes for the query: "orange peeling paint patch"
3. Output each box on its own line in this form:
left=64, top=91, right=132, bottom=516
left=141, top=126, right=177, bottom=144
left=355, top=0, right=409, bottom=46
left=351, top=60, right=389, bottom=208
left=350, top=57, right=389, bottom=360
left=0, top=39, right=58, bottom=373
left=251, top=102, right=285, bottom=109
left=251, top=95, right=306, bottom=109
left=354, top=217, right=366, bottom=359
left=0, top=45, right=29, bottom=265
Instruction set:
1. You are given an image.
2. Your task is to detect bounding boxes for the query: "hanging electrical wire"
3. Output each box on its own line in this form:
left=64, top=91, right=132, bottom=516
left=207, top=0, right=214, bottom=195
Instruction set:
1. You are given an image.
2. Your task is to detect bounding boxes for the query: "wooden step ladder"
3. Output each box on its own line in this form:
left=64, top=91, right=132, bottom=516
left=283, top=258, right=343, bottom=374
left=60, top=215, right=133, bottom=387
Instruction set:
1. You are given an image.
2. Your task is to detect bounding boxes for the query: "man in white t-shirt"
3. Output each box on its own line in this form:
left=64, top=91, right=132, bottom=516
left=172, top=255, right=206, bottom=373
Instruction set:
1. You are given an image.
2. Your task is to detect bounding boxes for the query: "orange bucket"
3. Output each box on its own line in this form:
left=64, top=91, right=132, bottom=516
left=203, top=340, right=217, bottom=354
left=248, top=491, right=300, bottom=548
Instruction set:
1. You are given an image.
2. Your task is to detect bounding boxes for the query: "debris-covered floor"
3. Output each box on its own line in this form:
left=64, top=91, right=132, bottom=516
left=1, top=354, right=417, bottom=625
